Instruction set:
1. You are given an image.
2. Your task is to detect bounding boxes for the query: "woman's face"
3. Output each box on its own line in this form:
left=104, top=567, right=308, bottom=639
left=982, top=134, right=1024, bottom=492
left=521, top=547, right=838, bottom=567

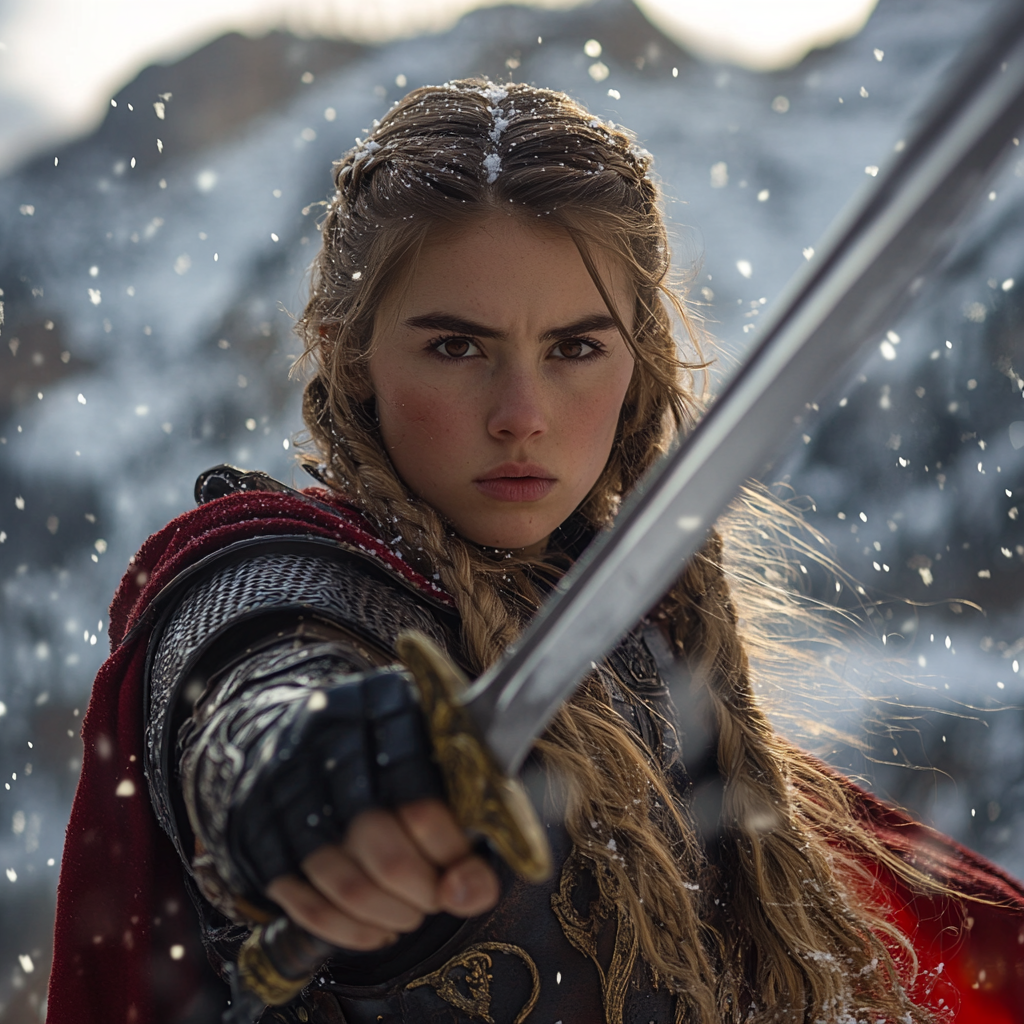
left=367, top=214, right=636, bottom=551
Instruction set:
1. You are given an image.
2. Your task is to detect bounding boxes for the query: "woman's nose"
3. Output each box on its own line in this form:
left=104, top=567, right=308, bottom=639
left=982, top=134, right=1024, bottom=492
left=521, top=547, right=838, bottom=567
left=486, top=369, right=548, bottom=442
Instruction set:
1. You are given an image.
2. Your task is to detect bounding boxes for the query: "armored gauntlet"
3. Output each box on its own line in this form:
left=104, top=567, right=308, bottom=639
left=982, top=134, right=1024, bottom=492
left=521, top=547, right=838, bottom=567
left=142, top=540, right=459, bottom=918
left=173, top=643, right=446, bottom=910
left=222, top=665, right=444, bottom=896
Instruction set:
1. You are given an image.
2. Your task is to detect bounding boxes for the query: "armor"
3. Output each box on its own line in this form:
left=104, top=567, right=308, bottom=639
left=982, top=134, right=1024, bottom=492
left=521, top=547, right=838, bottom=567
left=143, top=468, right=691, bottom=1024
left=144, top=538, right=455, bottom=868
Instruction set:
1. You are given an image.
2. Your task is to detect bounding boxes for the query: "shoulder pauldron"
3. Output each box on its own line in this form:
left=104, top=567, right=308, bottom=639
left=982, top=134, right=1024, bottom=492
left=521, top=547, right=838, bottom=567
left=144, top=534, right=458, bottom=861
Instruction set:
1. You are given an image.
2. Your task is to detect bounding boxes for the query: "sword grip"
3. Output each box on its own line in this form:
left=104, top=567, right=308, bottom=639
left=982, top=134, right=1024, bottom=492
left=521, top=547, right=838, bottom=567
left=396, top=630, right=553, bottom=884
left=234, top=915, right=334, bottom=1011
left=234, top=632, right=552, bottom=1011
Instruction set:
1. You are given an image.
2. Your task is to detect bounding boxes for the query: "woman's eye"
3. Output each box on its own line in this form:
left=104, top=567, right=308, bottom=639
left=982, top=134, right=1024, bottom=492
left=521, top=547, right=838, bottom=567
left=432, top=336, right=480, bottom=358
left=551, top=338, right=600, bottom=360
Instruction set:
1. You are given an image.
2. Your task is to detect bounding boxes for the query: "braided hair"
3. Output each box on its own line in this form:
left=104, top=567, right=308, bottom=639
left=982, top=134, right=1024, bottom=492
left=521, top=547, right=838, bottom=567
left=296, top=80, right=936, bottom=1022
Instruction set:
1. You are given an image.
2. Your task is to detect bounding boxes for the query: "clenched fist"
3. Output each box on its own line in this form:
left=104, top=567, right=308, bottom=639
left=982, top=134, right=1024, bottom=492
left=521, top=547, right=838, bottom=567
left=267, top=799, right=500, bottom=950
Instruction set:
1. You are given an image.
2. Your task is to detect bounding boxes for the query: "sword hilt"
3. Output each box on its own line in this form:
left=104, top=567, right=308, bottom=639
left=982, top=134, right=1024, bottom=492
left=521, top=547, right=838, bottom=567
left=225, top=917, right=332, bottom=1022
left=396, top=630, right=552, bottom=884
left=231, top=631, right=552, bottom=1013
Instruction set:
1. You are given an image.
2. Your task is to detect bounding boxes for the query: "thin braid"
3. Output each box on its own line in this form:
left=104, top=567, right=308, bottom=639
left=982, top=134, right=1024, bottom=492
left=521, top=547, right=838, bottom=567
left=666, top=533, right=927, bottom=1021
left=537, top=685, right=722, bottom=1021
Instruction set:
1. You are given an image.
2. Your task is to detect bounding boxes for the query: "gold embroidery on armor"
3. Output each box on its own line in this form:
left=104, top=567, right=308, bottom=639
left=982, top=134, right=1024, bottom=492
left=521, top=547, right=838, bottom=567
left=549, top=849, right=638, bottom=1024
left=405, top=941, right=540, bottom=1024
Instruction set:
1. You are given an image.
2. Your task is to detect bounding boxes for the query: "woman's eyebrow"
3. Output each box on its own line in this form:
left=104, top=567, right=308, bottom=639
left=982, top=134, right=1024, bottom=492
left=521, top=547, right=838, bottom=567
left=404, top=312, right=620, bottom=340
left=404, top=313, right=504, bottom=338
left=540, top=314, right=619, bottom=341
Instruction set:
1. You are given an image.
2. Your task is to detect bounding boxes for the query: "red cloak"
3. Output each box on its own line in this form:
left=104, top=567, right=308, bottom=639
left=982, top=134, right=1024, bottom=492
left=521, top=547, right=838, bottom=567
left=47, top=488, right=1024, bottom=1023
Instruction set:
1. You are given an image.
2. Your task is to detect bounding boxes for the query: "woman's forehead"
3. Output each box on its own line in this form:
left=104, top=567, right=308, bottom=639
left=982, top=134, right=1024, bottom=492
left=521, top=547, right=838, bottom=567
left=380, top=215, right=633, bottom=329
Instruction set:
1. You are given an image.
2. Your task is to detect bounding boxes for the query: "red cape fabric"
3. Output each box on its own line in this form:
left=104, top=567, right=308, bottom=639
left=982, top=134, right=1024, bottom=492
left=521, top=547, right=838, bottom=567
left=828, top=770, right=1024, bottom=1019
left=47, top=489, right=1024, bottom=1023
left=47, top=488, right=453, bottom=1024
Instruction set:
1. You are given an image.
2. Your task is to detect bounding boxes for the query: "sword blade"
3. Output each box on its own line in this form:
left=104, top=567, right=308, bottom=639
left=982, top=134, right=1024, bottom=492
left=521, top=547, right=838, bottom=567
left=463, top=5, right=1024, bottom=776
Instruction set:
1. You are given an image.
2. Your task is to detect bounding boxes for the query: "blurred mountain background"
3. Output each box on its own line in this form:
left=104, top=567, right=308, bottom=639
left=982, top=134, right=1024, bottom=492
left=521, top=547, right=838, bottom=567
left=0, top=0, right=1022, bottom=1018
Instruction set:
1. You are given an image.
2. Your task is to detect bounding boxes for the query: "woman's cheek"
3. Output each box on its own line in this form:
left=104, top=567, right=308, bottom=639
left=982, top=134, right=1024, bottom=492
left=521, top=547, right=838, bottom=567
left=565, top=379, right=629, bottom=483
left=380, top=382, right=475, bottom=483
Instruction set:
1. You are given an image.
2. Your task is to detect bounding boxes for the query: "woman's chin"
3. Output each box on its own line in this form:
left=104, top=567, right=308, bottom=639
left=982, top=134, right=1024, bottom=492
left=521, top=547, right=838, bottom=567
left=454, top=517, right=556, bottom=554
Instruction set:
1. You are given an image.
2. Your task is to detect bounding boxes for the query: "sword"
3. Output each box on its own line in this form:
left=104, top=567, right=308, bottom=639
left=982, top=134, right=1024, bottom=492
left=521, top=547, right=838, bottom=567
left=227, top=4, right=1024, bottom=1017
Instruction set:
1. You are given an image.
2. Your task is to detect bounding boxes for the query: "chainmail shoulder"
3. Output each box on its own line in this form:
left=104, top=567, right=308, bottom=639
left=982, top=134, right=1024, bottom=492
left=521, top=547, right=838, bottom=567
left=144, top=542, right=455, bottom=861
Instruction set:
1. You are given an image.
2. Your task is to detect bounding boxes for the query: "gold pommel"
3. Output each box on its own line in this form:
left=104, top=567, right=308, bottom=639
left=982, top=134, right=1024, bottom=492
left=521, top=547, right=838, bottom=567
left=237, top=925, right=309, bottom=1007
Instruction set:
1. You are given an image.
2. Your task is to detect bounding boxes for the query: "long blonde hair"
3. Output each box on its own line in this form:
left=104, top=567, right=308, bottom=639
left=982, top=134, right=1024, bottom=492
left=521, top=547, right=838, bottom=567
left=296, top=80, right=938, bottom=1022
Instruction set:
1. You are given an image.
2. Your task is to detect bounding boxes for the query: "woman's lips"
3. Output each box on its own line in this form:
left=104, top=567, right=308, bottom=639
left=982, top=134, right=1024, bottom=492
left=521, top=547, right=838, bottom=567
left=474, top=463, right=556, bottom=502
left=474, top=477, right=556, bottom=502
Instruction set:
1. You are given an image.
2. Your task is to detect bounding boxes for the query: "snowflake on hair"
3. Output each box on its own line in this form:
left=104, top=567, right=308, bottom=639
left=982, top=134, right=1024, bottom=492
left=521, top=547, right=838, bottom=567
left=477, top=81, right=516, bottom=184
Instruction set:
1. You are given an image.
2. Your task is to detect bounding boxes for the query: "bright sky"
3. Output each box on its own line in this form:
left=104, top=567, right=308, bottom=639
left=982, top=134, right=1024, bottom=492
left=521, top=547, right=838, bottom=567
left=0, top=0, right=878, bottom=172
left=635, top=0, right=879, bottom=71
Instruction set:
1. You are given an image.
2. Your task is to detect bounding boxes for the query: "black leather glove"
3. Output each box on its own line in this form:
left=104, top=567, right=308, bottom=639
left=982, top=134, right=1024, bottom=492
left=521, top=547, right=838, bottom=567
left=224, top=667, right=444, bottom=897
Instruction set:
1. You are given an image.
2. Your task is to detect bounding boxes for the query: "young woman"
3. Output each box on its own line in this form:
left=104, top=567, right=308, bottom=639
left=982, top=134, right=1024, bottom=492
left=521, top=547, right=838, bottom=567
left=49, top=80, right=1024, bottom=1024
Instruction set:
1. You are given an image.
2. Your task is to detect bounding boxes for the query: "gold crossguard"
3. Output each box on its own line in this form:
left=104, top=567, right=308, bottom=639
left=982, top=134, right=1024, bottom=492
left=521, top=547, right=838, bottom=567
left=396, top=631, right=553, bottom=884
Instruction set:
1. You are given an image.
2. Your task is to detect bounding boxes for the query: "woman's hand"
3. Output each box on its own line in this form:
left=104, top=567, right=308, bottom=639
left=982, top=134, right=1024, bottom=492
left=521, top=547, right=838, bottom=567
left=265, top=798, right=501, bottom=951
